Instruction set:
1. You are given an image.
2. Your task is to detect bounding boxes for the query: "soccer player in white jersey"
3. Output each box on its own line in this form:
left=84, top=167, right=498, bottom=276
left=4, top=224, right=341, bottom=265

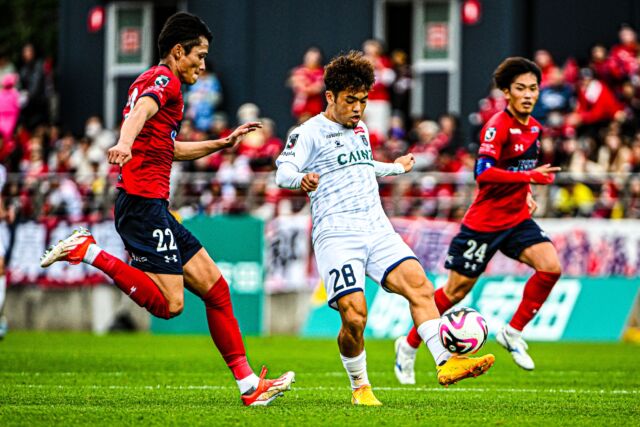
left=275, top=51, right=495, bottom=405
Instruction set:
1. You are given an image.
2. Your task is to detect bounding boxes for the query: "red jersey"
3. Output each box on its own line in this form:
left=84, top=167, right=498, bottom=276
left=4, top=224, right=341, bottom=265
left=117, top=65, right=183, bottom=200
left=463, top=110, right=542, bottom=232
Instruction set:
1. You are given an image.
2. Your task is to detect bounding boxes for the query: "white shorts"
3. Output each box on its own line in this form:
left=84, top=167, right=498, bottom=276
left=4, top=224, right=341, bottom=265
left=314, top=229, right=418, bottom=310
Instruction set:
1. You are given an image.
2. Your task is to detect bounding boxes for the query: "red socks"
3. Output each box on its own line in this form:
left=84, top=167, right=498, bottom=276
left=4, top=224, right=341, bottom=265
left=92, top=251, right=170, bottom=319
left=201, top=276, right=254, bottom=380
left=406, top=288, right=454, bottom=349
left=509, top=271, right=560, bottom=331
left=434, top=287, right=454, bottom=314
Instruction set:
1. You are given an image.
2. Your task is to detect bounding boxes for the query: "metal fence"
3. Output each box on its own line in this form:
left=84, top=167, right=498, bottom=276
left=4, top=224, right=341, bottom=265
left=5, top=171, right=640, bottom=220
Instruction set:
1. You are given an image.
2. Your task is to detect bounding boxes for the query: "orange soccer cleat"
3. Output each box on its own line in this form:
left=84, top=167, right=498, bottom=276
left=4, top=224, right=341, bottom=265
left=40, top=227, right=96, bottom=268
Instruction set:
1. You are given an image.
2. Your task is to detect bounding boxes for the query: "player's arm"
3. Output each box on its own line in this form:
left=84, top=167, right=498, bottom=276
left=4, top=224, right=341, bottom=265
left=108, top=96, right=159, bottom=167
left=475, top=156, right=561, bottom=185
left=275, top=162, right=319, bottom=192
left=173, top=122, right=262, bottom=161
left=275, top=131, right=318, bottom=191
left=373, top=153, right=415, bottom=176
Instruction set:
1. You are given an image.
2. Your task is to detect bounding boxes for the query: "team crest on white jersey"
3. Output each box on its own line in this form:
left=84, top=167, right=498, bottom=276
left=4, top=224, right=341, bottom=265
left=360, top=135, right=369, bottom=146
left=484, top=127, right=496, bottom=141
left=286, top=134, right=299, bottom=149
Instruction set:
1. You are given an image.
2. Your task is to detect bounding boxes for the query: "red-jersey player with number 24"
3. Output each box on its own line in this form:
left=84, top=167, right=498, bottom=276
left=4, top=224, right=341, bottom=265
left=394, top=57, right=562, bottom=383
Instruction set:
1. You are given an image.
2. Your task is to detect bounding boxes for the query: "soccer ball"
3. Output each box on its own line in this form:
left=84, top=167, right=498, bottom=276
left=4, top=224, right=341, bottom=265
left=439, top=307, right=488, bottom=354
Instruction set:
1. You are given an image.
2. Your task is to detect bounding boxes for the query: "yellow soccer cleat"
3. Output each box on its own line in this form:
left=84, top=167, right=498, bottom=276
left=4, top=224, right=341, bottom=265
left=437, top=354, right=495, bottom=386
left=351, top=385, right=383, bottom=406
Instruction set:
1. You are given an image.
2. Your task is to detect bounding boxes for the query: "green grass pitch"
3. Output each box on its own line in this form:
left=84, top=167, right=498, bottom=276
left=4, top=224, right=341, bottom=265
left=1, top=332, right=638, bottom=426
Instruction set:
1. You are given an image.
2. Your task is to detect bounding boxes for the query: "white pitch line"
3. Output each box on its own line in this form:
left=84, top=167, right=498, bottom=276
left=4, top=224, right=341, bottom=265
left=10, top=384, right=639, bottom=395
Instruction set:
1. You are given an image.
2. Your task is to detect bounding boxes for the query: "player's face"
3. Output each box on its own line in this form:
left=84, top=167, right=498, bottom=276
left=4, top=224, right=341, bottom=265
left=177, top=36, right=209, bottom=85
left=505, top=72, right=539, bottom=118
left=326, top=88, right=368, bottom=129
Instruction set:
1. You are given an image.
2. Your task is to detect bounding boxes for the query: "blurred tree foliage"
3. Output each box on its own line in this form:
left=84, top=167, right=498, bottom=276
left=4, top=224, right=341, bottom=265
left=0, top=0, right=58, bottom=62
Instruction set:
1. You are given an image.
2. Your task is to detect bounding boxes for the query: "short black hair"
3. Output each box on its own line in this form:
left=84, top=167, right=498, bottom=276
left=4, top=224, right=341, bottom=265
left=158, top=12, right=212, bottom=58
left=324, top=50, right=375, bottom=95
left=493, top=57, right=541, bottom=90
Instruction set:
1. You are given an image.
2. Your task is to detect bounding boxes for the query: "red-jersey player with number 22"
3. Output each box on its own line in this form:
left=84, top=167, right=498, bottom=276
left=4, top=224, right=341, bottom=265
left=40, top=12, right=294, bottom=406
left=394, top=57, right=562, bottom=383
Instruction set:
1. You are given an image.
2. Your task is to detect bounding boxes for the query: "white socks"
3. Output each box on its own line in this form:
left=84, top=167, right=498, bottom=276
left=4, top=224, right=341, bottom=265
left=505, top=324, right=522, bottom=338
left=417, top=319, right=451, bottom=366
left=341, top=350, right=370, bottom=390
left=83, top=243, right=102, bottom=265
left=237, top=373, right=260, bottom=394
left=400, top=338, right=418, bottom=356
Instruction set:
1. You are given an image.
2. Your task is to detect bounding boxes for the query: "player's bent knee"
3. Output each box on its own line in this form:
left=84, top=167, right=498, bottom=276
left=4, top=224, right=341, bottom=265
left=168, top=298, right=184, bottom=317
left=543, top=263, right=562, bottom=276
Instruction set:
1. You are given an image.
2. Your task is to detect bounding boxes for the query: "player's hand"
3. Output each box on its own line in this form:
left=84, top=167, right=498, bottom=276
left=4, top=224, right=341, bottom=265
left=527, top=192, right=538, bottom=215
left=394, top=153, right=415, bottom=172
left=225, top=121, right=263, bottom=148
left=108, top=143, right=133, bottom=167
left=529, top=164, right=561, bottom=185
left=301, top=172, right=319, bottom=192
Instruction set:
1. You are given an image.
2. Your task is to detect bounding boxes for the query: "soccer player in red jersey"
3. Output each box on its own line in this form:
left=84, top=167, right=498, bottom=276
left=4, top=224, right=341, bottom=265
left=394, top=57, right=562, bottom=383
left=40, top=12, right=294, bottom=406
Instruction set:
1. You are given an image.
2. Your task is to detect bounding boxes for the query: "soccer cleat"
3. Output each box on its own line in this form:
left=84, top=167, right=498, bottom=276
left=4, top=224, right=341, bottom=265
left=394, top=336, right=416, bottom=385
left=241, top=366, right=295, bottom=406
left=496, top=327, right=535, bottom=370
left=40, top=227, right=96, bottom=268
left=437, top=354, right=495, bottom=386
left=351, top=385, right=382, bottom=406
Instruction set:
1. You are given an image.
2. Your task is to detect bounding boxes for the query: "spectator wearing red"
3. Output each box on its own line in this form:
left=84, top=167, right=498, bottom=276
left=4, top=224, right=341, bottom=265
left=567, top=68, right=624, bottom=135
left=237, top=118, right=283, bottom=171
left=589, top=43, right=613, bottom=83
left=608, top=24, right=639, bottom=84
left=363, top=39, right=396, bottom=139
left=289, top=47, right=324, bottom=123
left=534, top=49, right=558, bottom=88
left=468, top=87, right=507, bottom=143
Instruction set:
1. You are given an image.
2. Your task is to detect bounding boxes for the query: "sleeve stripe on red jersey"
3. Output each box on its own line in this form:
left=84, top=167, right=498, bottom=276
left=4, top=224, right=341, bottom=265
left=138, top=93, right=161, bottom=109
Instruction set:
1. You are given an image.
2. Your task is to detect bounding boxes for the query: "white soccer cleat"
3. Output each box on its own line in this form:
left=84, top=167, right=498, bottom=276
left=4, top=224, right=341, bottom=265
left=40, top=227, right=96, bottom=268
left=496, top=327, right=535, bottom=371
left=394, top=336, right=416, bottom=385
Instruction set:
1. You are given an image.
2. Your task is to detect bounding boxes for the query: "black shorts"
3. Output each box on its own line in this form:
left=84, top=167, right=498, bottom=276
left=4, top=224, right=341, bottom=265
left=114, top=190, right=203, bottom=275
left=444, top=219, right=551, bottom=278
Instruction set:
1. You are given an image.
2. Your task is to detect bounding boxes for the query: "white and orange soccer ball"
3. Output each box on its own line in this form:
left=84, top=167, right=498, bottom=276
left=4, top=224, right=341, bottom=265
left=439, top=307, right=489, bottom=355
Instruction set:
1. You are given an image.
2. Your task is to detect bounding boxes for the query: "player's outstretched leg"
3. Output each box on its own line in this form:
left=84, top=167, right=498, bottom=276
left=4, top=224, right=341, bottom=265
left=394, top=288, right=455, bottom=384
left=40, top=227, right=173, bottom=319
left=497, top=270, right=560, bottom=370
left=187, top=253, right=295, bottom=406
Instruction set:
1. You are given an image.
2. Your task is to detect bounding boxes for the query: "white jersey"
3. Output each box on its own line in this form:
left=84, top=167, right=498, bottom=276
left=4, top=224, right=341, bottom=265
left=276, top=113, right=393, bottom=243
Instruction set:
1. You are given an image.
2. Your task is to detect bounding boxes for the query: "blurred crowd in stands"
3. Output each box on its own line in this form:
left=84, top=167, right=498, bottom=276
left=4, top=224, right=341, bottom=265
left=2, top=27, right=640, bottom=225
